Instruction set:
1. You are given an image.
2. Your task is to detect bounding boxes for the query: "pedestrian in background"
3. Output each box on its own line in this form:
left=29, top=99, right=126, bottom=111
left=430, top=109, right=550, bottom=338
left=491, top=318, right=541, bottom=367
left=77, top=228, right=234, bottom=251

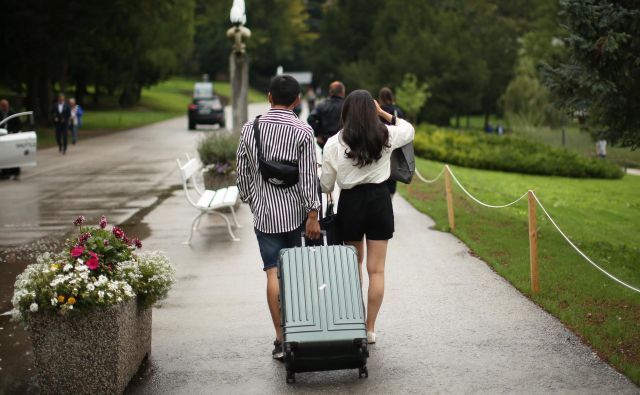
left=320, top=90, right=415, bottom=344
left=0, top=99, right=22, bottom=180
left=307, top=81, right=345, bottom=148
left=305, top=86, right=316, bottom=112
left=51, top=93, right=71, bottom=154
left=69, top=98, right=83, bottom=145
left=596, top=138, right=607, bottom=159
left=236, top=75, right=321, bottom=361
left=378, top=87, right=405, bottom=195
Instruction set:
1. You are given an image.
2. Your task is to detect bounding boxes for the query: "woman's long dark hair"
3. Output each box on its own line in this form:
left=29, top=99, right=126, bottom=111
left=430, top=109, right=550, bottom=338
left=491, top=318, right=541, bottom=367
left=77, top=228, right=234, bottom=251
left=341, top=90, right=390, bottom=167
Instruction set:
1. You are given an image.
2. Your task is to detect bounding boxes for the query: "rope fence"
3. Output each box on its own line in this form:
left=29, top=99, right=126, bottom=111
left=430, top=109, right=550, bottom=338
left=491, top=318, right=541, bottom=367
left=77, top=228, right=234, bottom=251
left=412, top=164, right=640, bottom=294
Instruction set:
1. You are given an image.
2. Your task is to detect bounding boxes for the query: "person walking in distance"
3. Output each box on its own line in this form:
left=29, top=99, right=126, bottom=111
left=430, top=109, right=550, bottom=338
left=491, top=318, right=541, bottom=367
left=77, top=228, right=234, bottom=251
left=68, top=98, right=84, bottom=145
left=307, top=81, right=345, bottom=148
left=320, top=90, right=415, bottom=344
left=378, top=87, right=406, bottom=195
left=236, top=75, right=321, bottom=360
left=51, top=93, right=71, bottom=154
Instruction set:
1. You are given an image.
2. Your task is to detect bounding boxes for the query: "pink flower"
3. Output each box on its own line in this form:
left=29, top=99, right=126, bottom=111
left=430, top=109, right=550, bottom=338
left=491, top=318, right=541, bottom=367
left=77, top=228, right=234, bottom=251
left=79, top=232, right=91, bottom=244
left=133, top=238, right=142, bottom=249
left=123, top=236, right=131, bottom=246
left=99, top=216, right=108, bottom=229
left=71, top=245, right=85, bottom=257
left=73, top=215, right=86, bottom=226
left=86, top=251, right=100, bottom=270
left=112, top=226, right=125, bottom=240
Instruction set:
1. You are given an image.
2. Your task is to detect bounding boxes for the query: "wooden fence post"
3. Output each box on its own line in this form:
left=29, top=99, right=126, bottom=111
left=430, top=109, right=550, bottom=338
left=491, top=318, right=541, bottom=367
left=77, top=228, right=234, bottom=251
left=528, top=190, right=540, bottom=294
left=444, top=165, right=455, bottom=231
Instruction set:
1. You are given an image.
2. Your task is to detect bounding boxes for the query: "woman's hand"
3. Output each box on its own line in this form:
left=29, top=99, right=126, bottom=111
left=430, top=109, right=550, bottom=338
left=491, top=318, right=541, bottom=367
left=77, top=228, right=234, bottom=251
left=374, top=100, right=393, bottom=123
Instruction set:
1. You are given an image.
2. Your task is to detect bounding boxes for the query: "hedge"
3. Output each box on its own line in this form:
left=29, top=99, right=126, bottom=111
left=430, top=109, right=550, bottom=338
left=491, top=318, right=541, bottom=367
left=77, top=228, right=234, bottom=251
left=413, top=128, right=624, bottom=179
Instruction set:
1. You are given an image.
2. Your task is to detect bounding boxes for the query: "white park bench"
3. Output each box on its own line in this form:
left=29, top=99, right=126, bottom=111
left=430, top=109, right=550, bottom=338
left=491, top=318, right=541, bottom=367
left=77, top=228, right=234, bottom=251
left=176, top=154, right=241, bottom=244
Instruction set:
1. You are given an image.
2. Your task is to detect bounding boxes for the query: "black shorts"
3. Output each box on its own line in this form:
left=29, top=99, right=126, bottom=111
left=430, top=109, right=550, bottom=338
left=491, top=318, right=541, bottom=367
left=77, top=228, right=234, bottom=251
left=337, top=182, right=394, bottom=241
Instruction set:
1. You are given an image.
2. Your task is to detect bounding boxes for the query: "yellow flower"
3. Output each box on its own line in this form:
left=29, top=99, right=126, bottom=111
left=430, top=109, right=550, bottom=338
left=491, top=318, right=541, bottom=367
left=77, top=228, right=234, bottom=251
left=67, top=297, right=76, bottom=305
left=50, top=264, right=59, bottom=271
left=57, top=295, right=65, bottom=303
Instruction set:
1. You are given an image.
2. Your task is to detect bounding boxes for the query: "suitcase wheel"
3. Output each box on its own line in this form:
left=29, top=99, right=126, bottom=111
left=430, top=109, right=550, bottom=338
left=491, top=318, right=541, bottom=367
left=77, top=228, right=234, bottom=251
left=359, top=366, right=368, bottom=379
left=286, top=370, right=296, bottom=384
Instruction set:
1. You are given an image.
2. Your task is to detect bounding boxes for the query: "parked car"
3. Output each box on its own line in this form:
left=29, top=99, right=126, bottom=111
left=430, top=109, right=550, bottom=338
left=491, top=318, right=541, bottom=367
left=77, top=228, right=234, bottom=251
left=0, top=111, right=37, bottom=171
left=188, top=95, right=225, bottom=130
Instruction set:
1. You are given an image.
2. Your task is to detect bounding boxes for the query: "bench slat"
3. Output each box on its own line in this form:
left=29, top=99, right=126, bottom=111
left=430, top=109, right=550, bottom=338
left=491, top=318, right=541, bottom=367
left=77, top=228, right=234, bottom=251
left=196, top=190, right=216, bottom=208
left=209, top=187, right=228, bottom=209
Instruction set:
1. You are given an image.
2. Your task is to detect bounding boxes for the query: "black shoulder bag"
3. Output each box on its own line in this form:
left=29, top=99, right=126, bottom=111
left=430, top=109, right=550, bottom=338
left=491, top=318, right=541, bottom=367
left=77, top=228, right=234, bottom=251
left=253, top=116, right=299, bottom=188
left=389, top=111, right=415, bottom=184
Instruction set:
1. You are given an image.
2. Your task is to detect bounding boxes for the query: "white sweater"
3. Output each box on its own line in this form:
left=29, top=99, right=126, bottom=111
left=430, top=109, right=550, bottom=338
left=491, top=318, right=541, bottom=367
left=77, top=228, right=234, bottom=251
left=320, top=118, right=415, bottom=192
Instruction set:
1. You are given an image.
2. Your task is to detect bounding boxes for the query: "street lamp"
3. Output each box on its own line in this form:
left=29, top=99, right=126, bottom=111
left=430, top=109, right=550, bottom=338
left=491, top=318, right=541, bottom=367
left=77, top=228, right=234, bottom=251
left=226, top=0, right=251, bottom=132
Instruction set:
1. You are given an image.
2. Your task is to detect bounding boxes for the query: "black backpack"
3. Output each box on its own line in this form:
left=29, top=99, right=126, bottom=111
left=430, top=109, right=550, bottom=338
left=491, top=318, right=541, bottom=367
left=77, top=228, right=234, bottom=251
left=253, top=116, right=299, bottom=188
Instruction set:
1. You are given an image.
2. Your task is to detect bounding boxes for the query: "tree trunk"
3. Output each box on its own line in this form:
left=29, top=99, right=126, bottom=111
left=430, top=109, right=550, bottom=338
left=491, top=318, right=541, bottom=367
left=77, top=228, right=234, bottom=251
left=75, top=80, right=87, bottom=106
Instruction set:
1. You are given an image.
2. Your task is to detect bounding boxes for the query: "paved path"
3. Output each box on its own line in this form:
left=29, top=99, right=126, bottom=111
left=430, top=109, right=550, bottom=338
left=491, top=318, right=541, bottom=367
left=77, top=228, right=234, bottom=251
left=125, top=191, right=637, bottom=394
left=0, top=103, right=637, bottom=393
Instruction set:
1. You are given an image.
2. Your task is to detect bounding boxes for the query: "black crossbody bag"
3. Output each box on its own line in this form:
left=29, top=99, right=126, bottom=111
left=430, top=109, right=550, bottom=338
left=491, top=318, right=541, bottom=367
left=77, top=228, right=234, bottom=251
left=253, top=116, right=299, bottom=188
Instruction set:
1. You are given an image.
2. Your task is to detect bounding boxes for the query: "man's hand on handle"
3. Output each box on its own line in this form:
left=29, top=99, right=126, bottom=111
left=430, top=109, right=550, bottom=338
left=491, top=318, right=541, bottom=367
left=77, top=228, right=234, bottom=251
left=305, top=210, right=321, bottom=240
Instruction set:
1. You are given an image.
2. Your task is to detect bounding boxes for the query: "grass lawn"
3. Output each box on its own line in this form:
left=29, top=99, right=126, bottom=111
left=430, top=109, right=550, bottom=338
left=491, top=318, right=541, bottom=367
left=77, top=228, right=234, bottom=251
left=35, top=77, right=266, bottom=149
left=400, top=157, right=640, bottom=385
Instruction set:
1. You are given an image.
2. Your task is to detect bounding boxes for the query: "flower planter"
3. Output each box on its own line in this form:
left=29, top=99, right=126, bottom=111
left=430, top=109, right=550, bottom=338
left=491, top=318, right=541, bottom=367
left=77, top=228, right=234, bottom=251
left=203, top=169, right=236, bottom=191
left=28, top=299, right=151, bottom=395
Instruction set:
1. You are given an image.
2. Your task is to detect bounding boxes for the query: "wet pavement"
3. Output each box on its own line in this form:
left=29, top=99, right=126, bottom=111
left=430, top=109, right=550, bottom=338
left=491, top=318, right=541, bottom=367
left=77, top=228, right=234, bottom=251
left=1, top=102, right=638, bottom=393
left=0, top=104, right=269, bottom=393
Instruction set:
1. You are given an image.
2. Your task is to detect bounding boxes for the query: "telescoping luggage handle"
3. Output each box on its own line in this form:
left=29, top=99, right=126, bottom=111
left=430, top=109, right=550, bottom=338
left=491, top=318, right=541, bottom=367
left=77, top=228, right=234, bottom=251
left=301, top=230, right=328, bottom=247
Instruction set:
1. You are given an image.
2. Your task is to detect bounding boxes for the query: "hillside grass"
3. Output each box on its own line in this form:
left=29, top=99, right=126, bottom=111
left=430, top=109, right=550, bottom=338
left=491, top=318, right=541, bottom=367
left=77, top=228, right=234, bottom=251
left=35, top=77, right=265, bottom=148
left=400, top=157, right=640, bottom=385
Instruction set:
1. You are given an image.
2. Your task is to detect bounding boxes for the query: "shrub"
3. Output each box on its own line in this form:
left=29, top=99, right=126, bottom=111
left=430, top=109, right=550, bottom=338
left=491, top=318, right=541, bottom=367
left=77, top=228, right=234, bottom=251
left=413, top=127, right=624, bottom=179
left=197, top=133, right=239, bottom=175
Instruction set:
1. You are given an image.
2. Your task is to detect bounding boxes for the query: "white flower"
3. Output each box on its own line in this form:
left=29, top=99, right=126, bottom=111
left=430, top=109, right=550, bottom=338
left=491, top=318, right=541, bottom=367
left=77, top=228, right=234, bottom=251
left=87, top=284, right=95, bottom=291
left=63, top=263, right=73, bottom=272
left=117, top=297, right=122, bottom=302
left=68, top=305, right=74, bottom=310
left=29, top=303, right=38, bottom=313
left=98, top=291, right=105, bottom=298
left=50, top=298, right=57, bottom=306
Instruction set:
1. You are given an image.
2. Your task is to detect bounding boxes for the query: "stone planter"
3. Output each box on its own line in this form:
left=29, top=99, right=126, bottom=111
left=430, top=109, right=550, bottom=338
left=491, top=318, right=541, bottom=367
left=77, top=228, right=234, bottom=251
left=203, top=169, right=236, bottom=191
left=28, top=299, right=151, bottom=395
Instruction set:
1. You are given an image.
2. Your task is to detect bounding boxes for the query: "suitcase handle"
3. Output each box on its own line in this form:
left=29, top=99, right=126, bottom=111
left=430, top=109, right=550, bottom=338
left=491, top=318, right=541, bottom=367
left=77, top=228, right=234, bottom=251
left=301, top=230, right=328, bottom=247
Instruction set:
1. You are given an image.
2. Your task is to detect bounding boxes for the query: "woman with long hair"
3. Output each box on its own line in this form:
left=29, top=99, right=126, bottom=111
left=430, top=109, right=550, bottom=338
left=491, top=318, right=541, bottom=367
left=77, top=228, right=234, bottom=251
left=320, top=89, right=415, bottom=344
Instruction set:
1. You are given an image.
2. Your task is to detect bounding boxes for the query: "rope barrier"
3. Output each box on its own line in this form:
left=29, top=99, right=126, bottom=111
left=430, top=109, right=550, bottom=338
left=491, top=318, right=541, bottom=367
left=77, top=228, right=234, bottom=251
left=531, top=192, right=640, bottom=294
left=414, top=167, right=445, bottom=184
left=412, top=163, right=640, bottom=294
left=446, top=166, right=529, bottom=209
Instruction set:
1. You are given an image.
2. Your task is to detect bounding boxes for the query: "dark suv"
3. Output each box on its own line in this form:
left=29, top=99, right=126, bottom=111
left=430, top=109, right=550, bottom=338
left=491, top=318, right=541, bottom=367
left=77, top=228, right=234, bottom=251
left=188, top=95, right=225, bottom=130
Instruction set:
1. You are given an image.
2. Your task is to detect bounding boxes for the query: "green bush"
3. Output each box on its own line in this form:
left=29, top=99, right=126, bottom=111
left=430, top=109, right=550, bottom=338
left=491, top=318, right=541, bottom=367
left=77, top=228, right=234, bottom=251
left=197, top=133, right=239, bottom=174
left=413, top=127, right=624, bottom=179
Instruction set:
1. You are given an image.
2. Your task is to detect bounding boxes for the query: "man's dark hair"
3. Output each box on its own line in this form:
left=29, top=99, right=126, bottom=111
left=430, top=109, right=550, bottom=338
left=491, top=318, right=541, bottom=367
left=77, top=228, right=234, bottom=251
left=269, top=75, right=300, bottom=106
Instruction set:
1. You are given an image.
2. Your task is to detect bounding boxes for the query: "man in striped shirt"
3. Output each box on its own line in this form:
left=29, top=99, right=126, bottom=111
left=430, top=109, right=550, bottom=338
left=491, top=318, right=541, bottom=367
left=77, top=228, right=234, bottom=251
left=236, top=75, right=321, bottom=360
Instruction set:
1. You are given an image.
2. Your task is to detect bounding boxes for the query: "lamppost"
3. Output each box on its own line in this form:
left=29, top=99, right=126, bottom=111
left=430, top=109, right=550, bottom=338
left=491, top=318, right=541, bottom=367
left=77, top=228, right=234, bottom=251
left=226, top=0, right=251, bottom=132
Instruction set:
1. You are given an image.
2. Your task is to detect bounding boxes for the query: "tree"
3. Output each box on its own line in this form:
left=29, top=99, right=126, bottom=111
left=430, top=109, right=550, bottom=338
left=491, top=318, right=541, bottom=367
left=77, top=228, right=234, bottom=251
left=395, top=74, right=431, bottom=122
left=192, top=0, right=314, bottom=89
left=542, top=0, right=640, bottom=148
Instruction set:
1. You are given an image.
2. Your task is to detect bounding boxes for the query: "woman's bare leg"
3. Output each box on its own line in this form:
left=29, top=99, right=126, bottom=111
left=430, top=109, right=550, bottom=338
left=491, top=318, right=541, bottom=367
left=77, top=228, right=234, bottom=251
left=344, top=239, right=365, bottom=284
left=365, top=239, right=388, bottom=332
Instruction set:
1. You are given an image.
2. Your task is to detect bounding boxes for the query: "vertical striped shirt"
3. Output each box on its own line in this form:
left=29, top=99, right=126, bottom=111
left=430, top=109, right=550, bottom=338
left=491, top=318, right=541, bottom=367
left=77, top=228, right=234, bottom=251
left=236, top=108, right=321, bottom=233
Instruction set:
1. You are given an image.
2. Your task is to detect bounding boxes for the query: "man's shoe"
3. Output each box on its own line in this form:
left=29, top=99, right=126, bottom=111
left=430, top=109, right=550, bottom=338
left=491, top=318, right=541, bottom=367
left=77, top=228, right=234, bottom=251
left=272, top=340, right=284, bottom=361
